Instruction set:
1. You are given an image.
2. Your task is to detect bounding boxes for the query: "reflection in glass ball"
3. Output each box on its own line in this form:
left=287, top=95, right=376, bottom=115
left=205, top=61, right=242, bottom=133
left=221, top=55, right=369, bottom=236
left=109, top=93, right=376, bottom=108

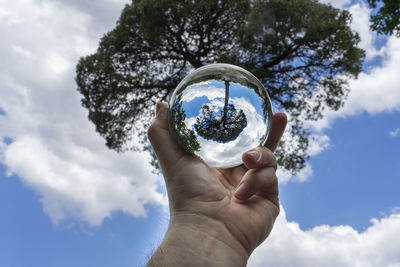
left=169, top=63, right=273, bottom=168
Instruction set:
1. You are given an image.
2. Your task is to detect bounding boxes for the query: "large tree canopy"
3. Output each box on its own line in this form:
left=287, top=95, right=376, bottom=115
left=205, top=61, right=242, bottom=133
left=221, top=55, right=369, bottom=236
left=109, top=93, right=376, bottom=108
left=76, top=0, right=365, bottom=173
left=367, top=0, right=400, bottom=37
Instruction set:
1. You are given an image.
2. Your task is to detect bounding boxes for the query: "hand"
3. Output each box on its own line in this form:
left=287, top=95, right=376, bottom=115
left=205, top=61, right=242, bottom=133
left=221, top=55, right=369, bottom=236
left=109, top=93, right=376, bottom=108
left=147, top=102, right=287, bottom=267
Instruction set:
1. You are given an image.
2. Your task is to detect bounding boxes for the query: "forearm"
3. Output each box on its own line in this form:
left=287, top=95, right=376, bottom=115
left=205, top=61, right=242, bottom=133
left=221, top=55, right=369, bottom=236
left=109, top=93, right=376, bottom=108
left=146, top=213, right=248, bottom=267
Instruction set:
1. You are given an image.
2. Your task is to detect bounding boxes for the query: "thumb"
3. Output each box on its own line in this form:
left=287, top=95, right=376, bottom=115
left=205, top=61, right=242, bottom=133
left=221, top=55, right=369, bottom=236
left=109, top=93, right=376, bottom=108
left=264, top=112, right=287, bottom=152
left=147, top=102, right=187, bottom=170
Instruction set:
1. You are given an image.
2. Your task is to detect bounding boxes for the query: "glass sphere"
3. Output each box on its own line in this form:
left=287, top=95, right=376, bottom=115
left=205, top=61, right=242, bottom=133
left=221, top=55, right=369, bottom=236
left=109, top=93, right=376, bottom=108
left=168, top=63, right=273, bottom=168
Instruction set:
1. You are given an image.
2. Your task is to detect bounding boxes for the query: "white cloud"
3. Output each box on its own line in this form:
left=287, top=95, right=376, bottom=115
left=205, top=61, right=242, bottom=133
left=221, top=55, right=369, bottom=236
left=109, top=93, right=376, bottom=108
left=348, top=3, right=384, bottom=61
left=343, top=46, right=400, bottom=116
left=309, top=3, right=400, bottom=132
left=318, top=0, right=351, bottom=9
left=277, top=163, right=313, bottom=183
left=4, top=135, right=166, bottom=225
left=308, top=134, right=331, bottom=156
left=275, top=126, right=330, bottom=183
left=0, top=0, right=167, bottom=225
left=11, top=44, right=35, bottom=59
left=249, top=207, right=400, bottom=267
left=181, top=84, right=225, bottom=103
left=389, top=128, right=400, bottom=137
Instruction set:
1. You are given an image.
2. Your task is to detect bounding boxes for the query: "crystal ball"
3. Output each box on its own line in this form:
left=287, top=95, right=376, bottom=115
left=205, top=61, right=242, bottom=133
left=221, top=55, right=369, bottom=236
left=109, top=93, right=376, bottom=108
left=168, top=63, right=273, bottom=168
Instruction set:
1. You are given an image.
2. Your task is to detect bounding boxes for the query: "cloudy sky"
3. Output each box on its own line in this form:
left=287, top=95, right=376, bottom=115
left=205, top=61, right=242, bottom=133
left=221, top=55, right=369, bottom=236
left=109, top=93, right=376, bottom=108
left=0, top=0, right=399, bottom=266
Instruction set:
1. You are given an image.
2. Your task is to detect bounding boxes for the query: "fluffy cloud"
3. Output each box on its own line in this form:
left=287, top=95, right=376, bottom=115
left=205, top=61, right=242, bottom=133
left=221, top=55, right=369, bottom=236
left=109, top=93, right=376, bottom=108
left=309, top=3, right=400, bottom=132
left=348, top=3, right=384, bottom=60
left=318, top=0, right=352, bottom=9
left=249, top=207, right=400, bottom=267
left=0, top=0, right=166, bottom=225
left=307, top=134, right=331, bottom=156
left=277, top=163, right=313, bottom=183
left=276, top=131, right=330, bottom=183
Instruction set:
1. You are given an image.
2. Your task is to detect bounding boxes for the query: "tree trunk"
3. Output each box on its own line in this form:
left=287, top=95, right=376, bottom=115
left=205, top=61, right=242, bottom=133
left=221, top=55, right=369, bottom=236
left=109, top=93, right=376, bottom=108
left=223, top=80, right=230, bottom=123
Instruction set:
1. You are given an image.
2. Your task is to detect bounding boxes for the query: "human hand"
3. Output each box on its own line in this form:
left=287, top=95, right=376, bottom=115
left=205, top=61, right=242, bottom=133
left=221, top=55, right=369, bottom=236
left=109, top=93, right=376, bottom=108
left=147, top=102, right=287, bottom=267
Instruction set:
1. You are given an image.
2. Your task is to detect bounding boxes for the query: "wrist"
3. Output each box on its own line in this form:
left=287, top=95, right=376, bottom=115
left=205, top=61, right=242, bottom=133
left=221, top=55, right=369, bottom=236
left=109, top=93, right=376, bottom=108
left=147, top=212, right=249, bottom=267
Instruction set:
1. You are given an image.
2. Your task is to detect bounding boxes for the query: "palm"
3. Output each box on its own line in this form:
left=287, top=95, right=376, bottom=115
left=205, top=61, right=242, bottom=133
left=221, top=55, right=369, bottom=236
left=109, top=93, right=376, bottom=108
left=166, top=155, right=279, bottom=254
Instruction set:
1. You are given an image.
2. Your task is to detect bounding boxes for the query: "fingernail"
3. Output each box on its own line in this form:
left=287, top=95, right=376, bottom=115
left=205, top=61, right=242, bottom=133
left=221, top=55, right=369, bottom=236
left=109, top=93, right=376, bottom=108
left=234, top=183, right=249, bottom=199
left=246, top=150, right=261, bottom=162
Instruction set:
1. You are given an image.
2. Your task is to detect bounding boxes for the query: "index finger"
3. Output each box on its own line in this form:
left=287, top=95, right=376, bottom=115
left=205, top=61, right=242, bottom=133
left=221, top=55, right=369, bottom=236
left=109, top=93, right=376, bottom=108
left=264, top=112, right=287, bottom=152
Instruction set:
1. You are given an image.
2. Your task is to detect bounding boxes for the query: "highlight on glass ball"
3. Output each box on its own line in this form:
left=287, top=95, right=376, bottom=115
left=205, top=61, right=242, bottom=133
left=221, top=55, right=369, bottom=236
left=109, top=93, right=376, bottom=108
left=168, top=63, right=273, bottom=168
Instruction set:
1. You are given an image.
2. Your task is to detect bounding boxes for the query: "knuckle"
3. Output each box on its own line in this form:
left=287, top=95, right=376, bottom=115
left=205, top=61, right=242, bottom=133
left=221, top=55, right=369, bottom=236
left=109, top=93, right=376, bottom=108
left=147, top=122, right=158, bottom=141
left=259, top=147, right=278, bottom=169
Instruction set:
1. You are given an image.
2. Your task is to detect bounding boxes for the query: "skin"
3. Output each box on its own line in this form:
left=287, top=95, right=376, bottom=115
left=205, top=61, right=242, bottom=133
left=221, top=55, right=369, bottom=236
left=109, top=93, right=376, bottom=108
left=147, top=102, right=287, bottom=267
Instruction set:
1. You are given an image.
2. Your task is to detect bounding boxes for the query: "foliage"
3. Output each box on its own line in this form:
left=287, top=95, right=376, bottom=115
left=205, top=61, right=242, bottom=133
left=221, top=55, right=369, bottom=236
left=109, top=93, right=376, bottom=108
left=76, top=0, right=365, bottom=173
left=367, top=0, right=400, bottom=37
left=170, top=94, right=200, bottom=153
left=194, top=104, right=247, bottom=143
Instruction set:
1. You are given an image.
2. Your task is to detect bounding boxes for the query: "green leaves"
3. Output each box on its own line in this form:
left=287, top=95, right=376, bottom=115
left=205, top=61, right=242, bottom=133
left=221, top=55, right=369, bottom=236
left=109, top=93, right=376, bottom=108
left=368, top=0, right=400, bottom=37
left=76, top=0, right=365, bottom=173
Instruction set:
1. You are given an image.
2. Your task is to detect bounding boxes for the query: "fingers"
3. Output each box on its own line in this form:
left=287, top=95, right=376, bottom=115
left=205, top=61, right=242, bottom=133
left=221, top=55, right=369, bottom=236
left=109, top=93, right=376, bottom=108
left=234, top=167, right=279, bottom=206
left=224, top=144, right=278, bottom=187
left=242, top=147, right=277, bottom=171
left=236, top=145, right=279, bottom=205
left=264, top=112, right=287, bottom=152
left=147, top=102, right=187, bottom=170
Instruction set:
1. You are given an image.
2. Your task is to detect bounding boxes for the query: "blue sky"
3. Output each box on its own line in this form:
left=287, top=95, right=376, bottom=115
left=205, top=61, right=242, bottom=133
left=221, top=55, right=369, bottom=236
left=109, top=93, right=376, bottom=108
left=281, top=111, right=400, bottom=231
left=0, top=0, right=399, bottom=267
left=0, top=173, right=168, bottom=267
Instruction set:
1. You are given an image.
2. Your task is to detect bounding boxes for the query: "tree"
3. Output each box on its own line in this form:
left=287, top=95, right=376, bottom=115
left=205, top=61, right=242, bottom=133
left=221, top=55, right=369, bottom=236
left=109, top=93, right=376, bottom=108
left=367, top=0, right=400, bottom=37
left=76, top=0, right=365, bottom=173
left=170, top=94, right=200, bottom=153
left=194, top=103, right=248, bottom=143
left=194, top=80, right=248, bottom=143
